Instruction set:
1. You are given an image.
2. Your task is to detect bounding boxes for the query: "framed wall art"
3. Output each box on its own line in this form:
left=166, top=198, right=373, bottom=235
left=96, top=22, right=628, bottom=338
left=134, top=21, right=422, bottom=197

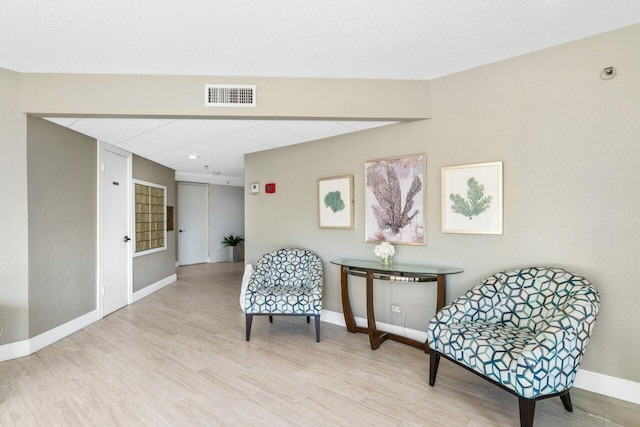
left=441, top=161, right=503, bottom=234
left=318, top=175, right=354, bottom=229
left=365, top=154, right=426, bottom=244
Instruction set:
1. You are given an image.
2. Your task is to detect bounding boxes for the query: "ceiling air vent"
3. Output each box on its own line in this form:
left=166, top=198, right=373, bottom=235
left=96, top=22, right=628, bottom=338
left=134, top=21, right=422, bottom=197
left=205, top=84, right=256, bottom=107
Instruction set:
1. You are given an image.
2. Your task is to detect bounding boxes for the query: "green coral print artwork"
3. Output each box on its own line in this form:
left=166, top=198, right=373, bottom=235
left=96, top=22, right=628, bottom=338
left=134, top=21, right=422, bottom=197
left=324, top=191, right=345, bottom=213
left=449, top=177, right=492, bottom=219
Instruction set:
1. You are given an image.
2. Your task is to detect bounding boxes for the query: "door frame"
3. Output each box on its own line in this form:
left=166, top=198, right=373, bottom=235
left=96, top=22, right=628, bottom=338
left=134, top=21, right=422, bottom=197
left=97, top=141, right=133, bottom=318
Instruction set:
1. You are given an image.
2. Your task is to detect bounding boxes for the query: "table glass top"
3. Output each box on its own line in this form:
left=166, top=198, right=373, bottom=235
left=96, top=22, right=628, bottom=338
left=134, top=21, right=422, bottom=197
left=330, top=258, right=463, bottom=275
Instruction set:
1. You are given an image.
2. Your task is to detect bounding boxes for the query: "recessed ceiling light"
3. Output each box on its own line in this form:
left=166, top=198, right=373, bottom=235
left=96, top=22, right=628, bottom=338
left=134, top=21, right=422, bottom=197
left=187, top=154, right=199, bottom=159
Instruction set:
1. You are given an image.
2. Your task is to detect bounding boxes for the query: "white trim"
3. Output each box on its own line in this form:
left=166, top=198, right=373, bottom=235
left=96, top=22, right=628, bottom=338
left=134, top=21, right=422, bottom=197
left=98, top=141, right=133, bottom=317
left=96, top=140, right=101, bottom=322
left=132, top=246, right=166, bottom=257
left=0, top=310, right=100, bottom=362
left=132, top=178, right=168, bottom=257
left=0, top=339, right=30, bottom=361
left=133, top=274, right=177, bottom=303
left=574, top=369, right=640, bottom=405
left=126, top=153, right=134, bottom=305
left=320, top=309, right=347, bottom=327
left=320, top=309, right=640, bottom=405
left=320, top=309, right=428, bottom=344
left=30, top=310, right=100, bottom=354
left=1, top=272, right=177, bottom=363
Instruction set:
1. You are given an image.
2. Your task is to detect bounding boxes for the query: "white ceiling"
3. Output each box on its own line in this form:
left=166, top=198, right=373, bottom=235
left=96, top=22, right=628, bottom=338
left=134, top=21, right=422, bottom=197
left=44, top=118, right=396, bottom=186
left=9, top=1, right=640, bottom=185
left=1, top=1, right=638, bottom=79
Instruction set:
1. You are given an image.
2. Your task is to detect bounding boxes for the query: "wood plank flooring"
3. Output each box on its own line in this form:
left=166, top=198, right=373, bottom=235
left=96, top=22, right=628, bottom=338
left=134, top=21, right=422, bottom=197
left=1, top=262, right=638, bottom=426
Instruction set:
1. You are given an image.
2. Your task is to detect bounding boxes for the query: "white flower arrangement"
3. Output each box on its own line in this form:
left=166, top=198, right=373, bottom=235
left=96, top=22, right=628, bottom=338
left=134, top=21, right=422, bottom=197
left=374, top=241, right=395, bottom=263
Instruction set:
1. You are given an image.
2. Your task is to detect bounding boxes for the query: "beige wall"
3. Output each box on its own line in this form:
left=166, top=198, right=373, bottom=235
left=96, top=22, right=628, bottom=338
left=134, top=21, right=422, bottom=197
left=0, top=68, right=29, bottom=344
left=20, top=74, right=430, bottom=120
left=245, top=24, right=640, bottom=382
left=27, top=117, right=97, bottom=336
left=132, top=155, right=177, bottom=292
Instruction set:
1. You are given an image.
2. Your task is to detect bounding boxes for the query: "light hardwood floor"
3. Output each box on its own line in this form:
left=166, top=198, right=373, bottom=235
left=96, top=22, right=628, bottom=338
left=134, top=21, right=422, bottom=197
left=1, top=262, right=638, bottom=426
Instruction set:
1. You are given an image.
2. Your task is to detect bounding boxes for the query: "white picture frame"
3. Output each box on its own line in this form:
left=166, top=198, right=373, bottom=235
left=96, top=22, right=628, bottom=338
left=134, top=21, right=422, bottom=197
left=318, top=175, right=354, bottom=229
left=442, top=161, right=503, bottom=234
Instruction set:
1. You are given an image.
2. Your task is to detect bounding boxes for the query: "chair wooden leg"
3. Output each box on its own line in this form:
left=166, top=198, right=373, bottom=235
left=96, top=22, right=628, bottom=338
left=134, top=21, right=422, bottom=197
left=306, top=315, right=310, bottom=323
left=245, top=314, right=253, bottom=341
left=518, top=397, right=536, bottom=427
left=314, top=315, right=321, bottom=342
left=429, top=350, right=440, bottom=386
left=269, top=315, right=273, bottom=323
left=560, top=392, right=573, bottom=412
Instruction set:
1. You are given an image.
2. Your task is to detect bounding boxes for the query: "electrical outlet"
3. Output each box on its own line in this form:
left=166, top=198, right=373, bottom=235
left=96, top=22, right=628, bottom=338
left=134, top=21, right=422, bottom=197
left=391, top=303, right=403, bottom=314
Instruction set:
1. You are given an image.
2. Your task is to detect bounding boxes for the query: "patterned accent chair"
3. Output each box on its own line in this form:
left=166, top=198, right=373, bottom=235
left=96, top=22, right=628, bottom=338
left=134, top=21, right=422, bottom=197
left=427, top=267, right=599, bottom=427
left=245, top=248, right=324, bottom=342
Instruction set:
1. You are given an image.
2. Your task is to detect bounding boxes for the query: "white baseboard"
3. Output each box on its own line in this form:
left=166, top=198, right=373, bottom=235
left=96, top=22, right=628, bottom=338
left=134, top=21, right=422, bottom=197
left=0, top=309, right=99, bottom=362
left=0, top=338, right=30, bottom=362
left=30, top=309, right=100, bottom=354
left=1, top=275, right=177, bottom=363
left=319, top=309, right=347, bottom=327
left=321, top=309, right=428, bottom=342
left=133, top=274, right=177, bottom=303
left=573, top=368, right=640, bottom=405
left=320, top=309, right=640, bottom=405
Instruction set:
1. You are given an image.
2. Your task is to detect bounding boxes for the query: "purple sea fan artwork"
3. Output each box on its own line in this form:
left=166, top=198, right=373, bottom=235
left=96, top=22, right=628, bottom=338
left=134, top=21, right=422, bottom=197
left=365, top=154, right=425, bottom=244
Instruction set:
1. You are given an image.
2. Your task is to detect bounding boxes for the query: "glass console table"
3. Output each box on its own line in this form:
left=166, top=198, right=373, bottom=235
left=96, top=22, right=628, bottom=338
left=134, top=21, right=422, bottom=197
left=330, top=258, right=463, bottom=351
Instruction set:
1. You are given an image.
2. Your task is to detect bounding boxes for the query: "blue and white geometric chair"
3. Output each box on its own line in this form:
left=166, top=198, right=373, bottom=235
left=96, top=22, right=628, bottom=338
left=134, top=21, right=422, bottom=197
left=245, top=248, right=324, bottom=342
left=427, top=267, right=599, bottom=427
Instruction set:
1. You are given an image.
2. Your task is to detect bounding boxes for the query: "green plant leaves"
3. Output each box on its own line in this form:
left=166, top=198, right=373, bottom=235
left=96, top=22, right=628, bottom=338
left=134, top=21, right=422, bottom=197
left=221, top=234, right=244, bottom=246
left=449, top=177, right=492, bottom=219
left=324, top=191, right=345, bottom=213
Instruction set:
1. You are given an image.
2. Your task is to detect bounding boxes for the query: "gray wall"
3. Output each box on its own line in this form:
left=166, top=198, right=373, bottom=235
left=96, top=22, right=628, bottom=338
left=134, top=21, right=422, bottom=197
left=132, top=155, right=176, bottom=292
left=0, top=68, right=29, bottom=344
left=27, top=117, right=97, bottom=336
left=210, top=185, right=244, bottom=262
left=245, top=25, right=640, bottom=382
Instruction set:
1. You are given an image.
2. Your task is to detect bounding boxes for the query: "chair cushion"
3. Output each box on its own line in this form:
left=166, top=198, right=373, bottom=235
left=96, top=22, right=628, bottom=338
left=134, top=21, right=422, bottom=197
left=245, top=284, right=321, bottom=314
left=431, top=322, right=534, bottom=389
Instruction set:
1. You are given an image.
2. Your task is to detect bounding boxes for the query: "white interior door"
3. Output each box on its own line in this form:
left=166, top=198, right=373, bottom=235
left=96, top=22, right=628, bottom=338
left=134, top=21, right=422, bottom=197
left=101, top=147, right=131, bottom=316
left=178, top=183, right=209, bottom=265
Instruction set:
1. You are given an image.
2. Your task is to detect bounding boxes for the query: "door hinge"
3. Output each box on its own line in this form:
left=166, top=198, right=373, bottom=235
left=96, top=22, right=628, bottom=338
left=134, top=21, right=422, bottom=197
left=101, top=286, right=105, bottom=296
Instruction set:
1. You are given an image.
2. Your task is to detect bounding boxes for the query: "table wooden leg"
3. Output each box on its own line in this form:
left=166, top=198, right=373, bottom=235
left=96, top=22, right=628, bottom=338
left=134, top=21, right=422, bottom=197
left=366, top=270, right=387, bottom=350
left=340, top=266, right=356, bottom=333
left=436, top=274, right=447, bottom=311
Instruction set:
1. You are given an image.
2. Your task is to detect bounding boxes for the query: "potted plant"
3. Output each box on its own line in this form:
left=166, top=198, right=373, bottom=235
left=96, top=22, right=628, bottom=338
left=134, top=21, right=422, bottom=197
left=221, top=234, right=244, bottom=262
